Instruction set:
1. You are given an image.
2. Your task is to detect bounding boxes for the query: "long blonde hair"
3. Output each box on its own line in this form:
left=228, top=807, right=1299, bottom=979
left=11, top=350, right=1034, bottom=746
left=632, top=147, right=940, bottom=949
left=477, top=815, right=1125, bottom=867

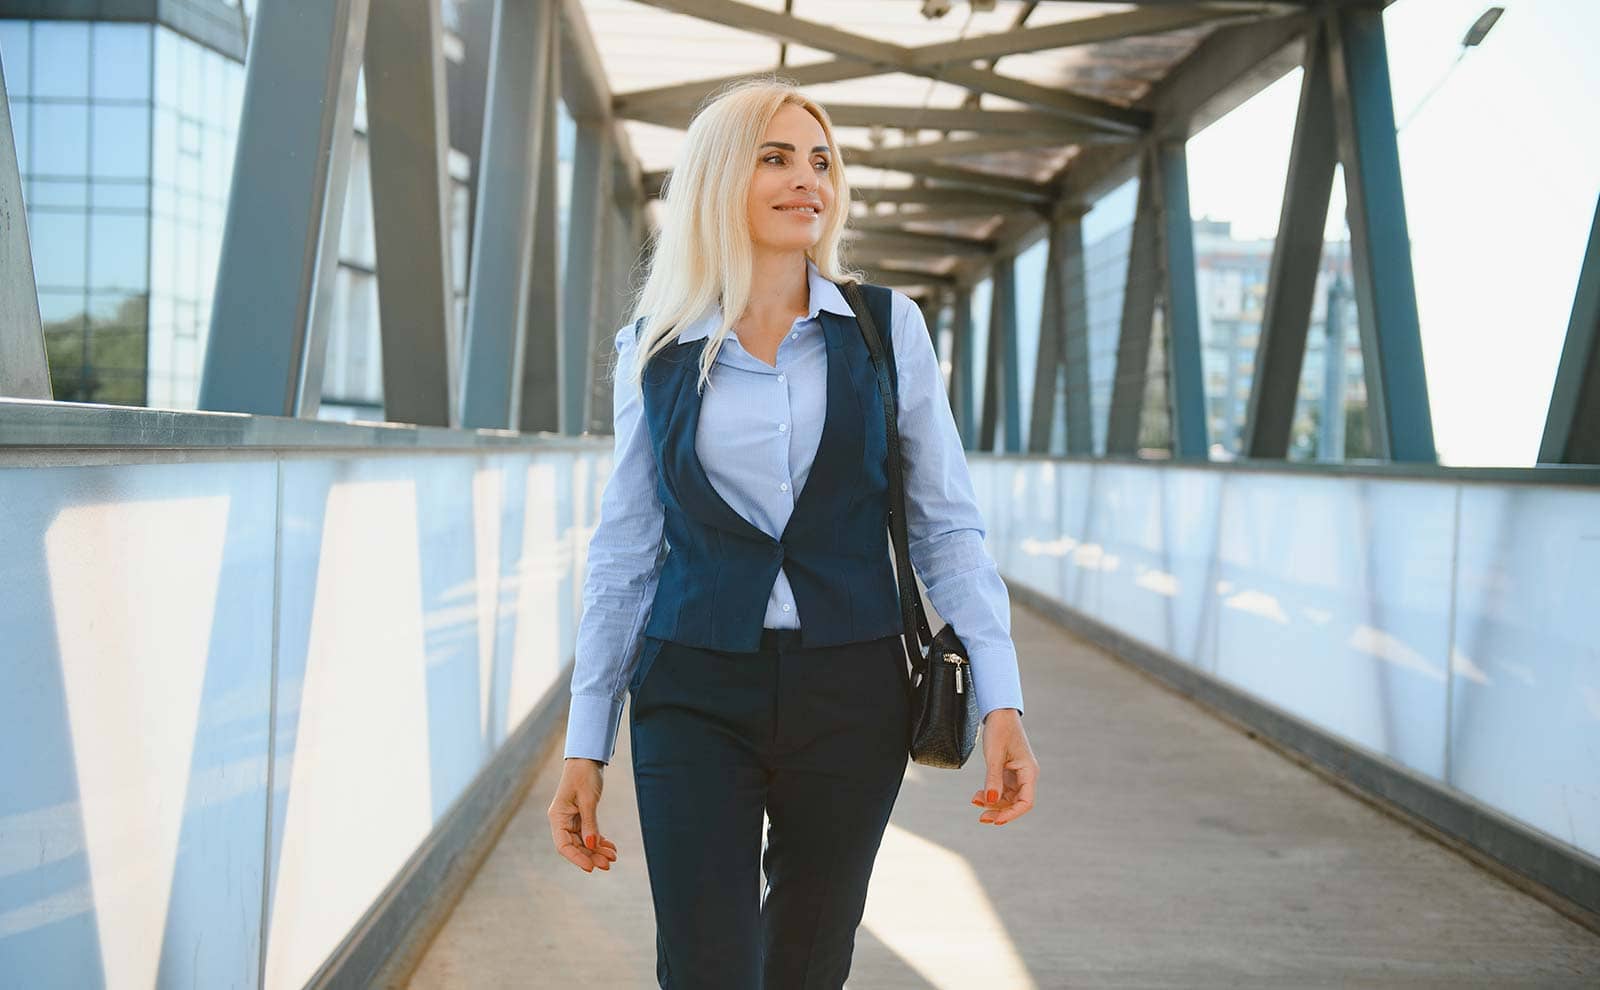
left=619, top=79, right=860, bottom=393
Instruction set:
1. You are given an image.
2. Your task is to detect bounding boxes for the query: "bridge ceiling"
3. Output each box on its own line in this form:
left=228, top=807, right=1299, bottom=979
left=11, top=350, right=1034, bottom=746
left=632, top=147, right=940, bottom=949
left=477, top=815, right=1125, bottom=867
left=578, top=0, right=1306, bottom=288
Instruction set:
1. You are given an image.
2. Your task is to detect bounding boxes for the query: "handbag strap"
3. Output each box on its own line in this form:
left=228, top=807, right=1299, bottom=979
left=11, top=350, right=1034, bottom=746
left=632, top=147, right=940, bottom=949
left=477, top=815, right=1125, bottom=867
left=839, top=280, right=935, bottom=657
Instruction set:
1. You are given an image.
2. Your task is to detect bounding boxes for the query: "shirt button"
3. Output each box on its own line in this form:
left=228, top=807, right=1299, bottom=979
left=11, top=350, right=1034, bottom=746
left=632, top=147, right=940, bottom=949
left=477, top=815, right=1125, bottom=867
left=778, top=423, right=787, bottom=432
left=777, top=373, right=786, bottom=383
left=790, top=332, right=798, bottom=339
left=782, top=603, right=792, bottom=612
left=779, top=481, right=790, bottom=492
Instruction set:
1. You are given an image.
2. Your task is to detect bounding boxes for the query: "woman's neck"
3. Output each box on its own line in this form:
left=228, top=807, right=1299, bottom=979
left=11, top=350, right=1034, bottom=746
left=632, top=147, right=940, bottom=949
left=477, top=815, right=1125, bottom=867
left=739, top=249, right=810, bottom=333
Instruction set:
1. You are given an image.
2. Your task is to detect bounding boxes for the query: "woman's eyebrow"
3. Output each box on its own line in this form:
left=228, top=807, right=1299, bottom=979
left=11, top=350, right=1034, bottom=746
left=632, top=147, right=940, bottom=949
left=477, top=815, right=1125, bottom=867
left=759, top=141, right=831, bottom=154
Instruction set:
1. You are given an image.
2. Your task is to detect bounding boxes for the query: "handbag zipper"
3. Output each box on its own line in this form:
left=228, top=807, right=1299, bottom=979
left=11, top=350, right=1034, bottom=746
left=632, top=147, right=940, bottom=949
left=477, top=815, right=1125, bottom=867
left=943, top=651, right=966, bottom=694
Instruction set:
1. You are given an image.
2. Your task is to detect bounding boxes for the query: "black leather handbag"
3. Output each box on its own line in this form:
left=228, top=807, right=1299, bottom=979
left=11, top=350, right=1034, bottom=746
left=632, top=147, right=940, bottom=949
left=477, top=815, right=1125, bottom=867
left=839, top=280, right=978, bottom=770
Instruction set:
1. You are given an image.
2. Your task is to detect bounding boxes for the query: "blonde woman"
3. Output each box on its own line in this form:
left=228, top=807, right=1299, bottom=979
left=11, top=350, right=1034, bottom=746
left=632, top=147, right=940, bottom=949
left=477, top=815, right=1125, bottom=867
left=548, top=80, right=1038, bottom=988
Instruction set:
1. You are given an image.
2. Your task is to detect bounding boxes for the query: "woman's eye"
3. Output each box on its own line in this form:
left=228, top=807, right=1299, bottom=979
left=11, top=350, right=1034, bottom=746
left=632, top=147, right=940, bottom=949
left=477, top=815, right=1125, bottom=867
left=814, top=159, right=831, bottom=172
left=764, top=154, right=784, bottom=165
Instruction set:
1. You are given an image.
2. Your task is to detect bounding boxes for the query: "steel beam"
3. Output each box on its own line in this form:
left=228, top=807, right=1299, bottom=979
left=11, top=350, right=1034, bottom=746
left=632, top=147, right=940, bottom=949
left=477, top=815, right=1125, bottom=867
left=563, top=120, right=611, bottom=435
left=846, top=229, right=993, bottom=258
left=1028, top=217, right=1066, bottom=454
left=850, top=187, right=1037, bottom=212
left=615, top=4, right=1243, bottom=119
left=519, top=15, right=563, bottom=433
left=978, top=256, right=1020, bottom=452
left=1059, top=210, right=1094, bottom=455
left=621, top=0, right=1146, bottom=133
left=849, top=132, right=1123, bottom=169
left=460, top=0, right=555, bottom=430
left=1326, top=4, right=1434, bottom=461
left=842, top=147, right=1052, bottom=201
left=365, top=0, right=457, bottom=426
left=0, top=54, right=48, bottom=400
left=1242, top=18, right=1337, bottom=458
left=1156, top=139, right=1207, bottom=459
left=1539, top=195, right=1600, bottom=465
left=200, top=0, right=368, bottom=417
left=861, top=267, right=957, bottom=290
left=1105, top=151, right=1161, bottom=455
left=951, top=287, right=977, bottom=446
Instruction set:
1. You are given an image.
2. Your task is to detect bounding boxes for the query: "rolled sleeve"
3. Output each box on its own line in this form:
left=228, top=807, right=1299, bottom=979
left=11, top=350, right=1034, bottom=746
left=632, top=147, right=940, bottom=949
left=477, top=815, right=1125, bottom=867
left=888, top=291, right=1025, bottom=726
left=564, top=323, right=668, bottom=764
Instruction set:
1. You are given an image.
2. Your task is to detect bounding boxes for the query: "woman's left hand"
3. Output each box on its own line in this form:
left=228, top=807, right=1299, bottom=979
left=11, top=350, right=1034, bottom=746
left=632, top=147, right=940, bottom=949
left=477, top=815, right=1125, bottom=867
left=970, top=709, right=1038, bottom=826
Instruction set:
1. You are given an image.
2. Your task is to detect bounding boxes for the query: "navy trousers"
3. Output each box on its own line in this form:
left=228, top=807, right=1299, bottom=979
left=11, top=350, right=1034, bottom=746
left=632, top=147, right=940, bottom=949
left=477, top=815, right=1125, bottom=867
left=628, top=626, right=912, bottom=989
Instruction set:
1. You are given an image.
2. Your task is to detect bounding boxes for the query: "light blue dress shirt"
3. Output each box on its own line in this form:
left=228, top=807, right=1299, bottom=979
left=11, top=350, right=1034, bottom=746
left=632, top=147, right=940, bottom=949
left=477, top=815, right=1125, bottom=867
left=565, top=259, right=1025, bottom=764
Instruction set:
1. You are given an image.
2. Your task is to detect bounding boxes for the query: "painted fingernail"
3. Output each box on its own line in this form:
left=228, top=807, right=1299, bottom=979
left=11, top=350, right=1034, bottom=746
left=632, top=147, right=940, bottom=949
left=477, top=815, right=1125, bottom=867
left=584, top=834, right=596, bottom=850
left=987, top=789, right=998, bottom=803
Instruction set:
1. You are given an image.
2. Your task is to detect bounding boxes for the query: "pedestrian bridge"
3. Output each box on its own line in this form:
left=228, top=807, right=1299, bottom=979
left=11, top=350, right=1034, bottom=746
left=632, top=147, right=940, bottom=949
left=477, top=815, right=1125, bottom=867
left=2, top=0, right=1599, bottom=987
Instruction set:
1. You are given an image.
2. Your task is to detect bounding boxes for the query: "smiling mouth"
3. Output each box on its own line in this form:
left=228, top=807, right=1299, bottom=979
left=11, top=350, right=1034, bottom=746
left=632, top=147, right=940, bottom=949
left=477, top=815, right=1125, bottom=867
left=775, top=205, right=820, bottom=214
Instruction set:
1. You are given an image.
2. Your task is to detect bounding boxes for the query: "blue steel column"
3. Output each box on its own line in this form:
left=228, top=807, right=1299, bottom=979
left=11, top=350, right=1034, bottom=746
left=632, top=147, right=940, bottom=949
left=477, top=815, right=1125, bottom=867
left=519, top=16, right=563, bottom=433
left=951, top=286, right=977, bottom=447
left=1156, top=139, right=1207, bottom=459
left=460, top=0, right=555, bottom=430
left=562, top=120, right=610, bottom=436
left=1243, top=18, right=1339, bottom=459
left=0, top=54, right=48, bottom=400
left=1028, top=221, right=1065, bottom=453
left=1060, top=207, right=1094, bottom=455
left=979, top=256, right=1020, bottom=452
left=200, top=0, right=369, bottom=417
left=1326, top=4, right=1436, bottom=462
left=365, top=0, right=458, bottom=427
left=1106, top=149, right=1160, bottom=455
left=1538, top=195, right=1600, bottom=464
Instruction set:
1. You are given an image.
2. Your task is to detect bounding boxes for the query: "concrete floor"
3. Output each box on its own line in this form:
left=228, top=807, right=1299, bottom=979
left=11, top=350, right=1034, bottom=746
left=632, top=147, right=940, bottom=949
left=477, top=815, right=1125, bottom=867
left=406, top=604, right=1600, bottom=989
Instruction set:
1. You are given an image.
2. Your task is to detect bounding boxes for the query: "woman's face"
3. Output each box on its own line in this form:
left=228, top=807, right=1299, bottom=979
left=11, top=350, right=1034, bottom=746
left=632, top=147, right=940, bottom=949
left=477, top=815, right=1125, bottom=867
left=745, top=104, right=834, bottom=255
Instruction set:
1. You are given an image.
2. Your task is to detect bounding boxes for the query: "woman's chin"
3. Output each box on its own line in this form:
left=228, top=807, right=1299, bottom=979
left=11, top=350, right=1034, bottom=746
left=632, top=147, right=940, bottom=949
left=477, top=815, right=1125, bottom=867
left=753, top=231, right=823, bottom=254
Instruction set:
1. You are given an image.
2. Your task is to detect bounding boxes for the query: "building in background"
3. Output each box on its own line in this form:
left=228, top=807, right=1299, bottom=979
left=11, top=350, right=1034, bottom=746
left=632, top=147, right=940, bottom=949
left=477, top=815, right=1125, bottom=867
left=1192, top=216, right=1369, bottom=460
left=0, top=0, right=514, bottom=421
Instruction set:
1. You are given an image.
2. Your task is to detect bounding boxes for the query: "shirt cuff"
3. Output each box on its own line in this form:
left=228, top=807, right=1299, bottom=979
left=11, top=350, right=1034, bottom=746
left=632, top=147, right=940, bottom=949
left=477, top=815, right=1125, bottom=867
left=564, top=692, right=625, bottom=765
left=969, top=642, right=1025, bottom=727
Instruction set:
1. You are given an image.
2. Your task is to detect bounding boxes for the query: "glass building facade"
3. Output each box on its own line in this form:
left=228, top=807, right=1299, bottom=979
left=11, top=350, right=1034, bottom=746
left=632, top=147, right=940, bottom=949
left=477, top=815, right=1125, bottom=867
left=1, top=15, right=244, bottom=412
left=0, top=7, right=491, bottom=422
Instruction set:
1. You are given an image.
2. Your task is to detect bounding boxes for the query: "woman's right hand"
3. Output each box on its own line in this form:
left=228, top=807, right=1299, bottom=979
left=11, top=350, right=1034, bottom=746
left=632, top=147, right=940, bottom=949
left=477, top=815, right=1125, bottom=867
left=548, top=757, right=619, bottom=873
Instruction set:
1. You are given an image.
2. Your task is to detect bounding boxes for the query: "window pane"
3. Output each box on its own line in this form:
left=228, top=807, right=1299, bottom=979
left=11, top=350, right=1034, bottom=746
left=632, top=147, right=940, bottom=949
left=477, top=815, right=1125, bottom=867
left=89, top=211, right=149, bottom=291
left=32, top=102, right=88, bottom=176
left=30, top=178, right=88, bottom=209
left=93, top=181, right=150, bottom=211
left=92, top=104, right=151, bottom=179
left=150, top=213, right=176, bottom=296
left=32, top=22, right=89, bottom=100
left=92, top=23, right=151, bottom=102
left=969, top=277, right=992, bottom=428
left=1082, top=177, right=1139, bottom=455
left=154, top=27, right=179, bottom=109
left=1012, top=237, right=1049, bottom=450
left=30, top=211, right=88, bottom=288
left=203, top=48, right=225, bottom=127
left=152, top=107, right=178, bottom=185
left=0, top=22, right=30, bottom=99
left=177, top=35, right=200, bottom=115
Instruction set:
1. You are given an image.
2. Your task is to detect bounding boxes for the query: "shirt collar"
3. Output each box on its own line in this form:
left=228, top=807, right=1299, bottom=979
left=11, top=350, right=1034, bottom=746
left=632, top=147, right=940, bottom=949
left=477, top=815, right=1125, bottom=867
left=676, top=258, right=854, bottom=343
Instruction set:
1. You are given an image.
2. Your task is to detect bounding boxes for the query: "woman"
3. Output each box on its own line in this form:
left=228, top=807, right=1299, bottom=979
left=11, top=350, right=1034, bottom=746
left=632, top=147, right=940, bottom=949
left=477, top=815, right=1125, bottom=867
left=547, top=80, right=1038, bottom=988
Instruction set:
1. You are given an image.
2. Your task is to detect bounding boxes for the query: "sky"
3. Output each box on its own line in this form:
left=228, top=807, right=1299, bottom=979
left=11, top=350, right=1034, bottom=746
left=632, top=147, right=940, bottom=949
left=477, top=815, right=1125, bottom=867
left=1185, top=0, right=1600, bottom=467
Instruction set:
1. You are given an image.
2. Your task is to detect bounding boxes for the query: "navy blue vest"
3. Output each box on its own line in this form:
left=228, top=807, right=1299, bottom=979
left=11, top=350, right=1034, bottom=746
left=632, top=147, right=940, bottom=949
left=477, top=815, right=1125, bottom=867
left=638, top=284, right=902, bottom=653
